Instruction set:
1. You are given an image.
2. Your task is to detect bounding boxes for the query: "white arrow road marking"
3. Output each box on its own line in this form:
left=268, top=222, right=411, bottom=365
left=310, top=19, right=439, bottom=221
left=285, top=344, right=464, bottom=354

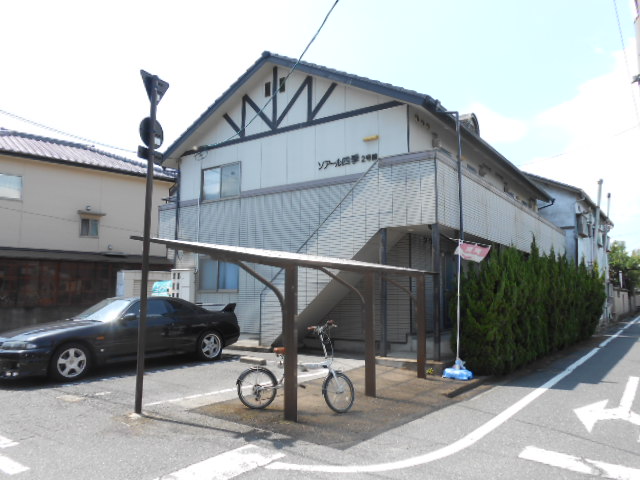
left=153, top=445, right=284, bottom=480
left=0, top=436, right=17, bottom=449
left=267, top=316, right=640, bottom=473
left=0, top=434, right=28, bottom=475
left=520, top=446, right=640, bottom=479
left=574, top=376, right=640, bottom=440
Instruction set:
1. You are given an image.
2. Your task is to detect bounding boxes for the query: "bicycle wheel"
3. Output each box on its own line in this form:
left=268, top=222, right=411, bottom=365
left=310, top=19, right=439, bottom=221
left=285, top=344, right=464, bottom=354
left=237, top=367, right=278, bottom=409
left=322, top=372, right=355, bottom=413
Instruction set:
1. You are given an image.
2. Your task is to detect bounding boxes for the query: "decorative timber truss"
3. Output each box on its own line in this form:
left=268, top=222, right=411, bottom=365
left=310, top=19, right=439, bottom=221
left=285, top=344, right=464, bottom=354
left=186, top=66, right=403, bottom=155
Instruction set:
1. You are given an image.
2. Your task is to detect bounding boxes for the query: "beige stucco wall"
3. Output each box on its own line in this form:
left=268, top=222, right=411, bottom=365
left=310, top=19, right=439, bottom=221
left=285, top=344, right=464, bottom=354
left=0, top=154, right=171, bottom=256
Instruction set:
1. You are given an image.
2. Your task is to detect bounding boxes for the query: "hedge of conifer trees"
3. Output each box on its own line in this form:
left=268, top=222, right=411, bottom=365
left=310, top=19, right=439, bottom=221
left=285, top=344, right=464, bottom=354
left=452, top=241, right=606, bottom=376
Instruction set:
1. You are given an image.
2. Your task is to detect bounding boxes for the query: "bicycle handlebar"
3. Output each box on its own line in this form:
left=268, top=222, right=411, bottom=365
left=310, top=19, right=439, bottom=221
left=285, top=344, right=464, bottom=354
left=307, top=320, right=337, bottom=332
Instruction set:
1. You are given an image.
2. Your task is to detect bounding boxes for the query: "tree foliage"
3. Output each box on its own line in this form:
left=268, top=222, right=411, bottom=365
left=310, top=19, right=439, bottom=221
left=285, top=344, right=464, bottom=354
left=608, top=241, right=640, bottom=292
left=452, top=241, right=606, bottom=375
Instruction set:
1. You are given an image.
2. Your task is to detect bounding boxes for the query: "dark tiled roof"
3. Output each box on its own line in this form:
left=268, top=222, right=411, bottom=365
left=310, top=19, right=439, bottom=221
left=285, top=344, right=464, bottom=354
left=0, top=129, right=176, bottom=181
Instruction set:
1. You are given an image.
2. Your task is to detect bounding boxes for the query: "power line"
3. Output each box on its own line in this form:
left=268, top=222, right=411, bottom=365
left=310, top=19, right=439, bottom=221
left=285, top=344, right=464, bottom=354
left=2, top=1, right=341, bottom=161
left=0, top=108, right=137, bottom=155
left=612, top=0, right=640, bottom=124
left=193, top=0, right=341, bottom=155
left=516, top=124, right=640, bottom=168
left=0, top=203, right=145, bottom=234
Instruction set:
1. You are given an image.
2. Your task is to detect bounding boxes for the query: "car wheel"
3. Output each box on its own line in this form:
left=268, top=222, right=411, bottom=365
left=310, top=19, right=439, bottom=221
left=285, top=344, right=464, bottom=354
left=196, top=331, right=223, bottom=361
left=50, top=343, right=91, bottom=381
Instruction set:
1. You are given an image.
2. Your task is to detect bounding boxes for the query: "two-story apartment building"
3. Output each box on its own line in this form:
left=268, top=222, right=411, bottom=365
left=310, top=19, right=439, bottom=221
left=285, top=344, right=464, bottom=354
left=0, top=129, right=175, bottom=329
left=160, top=52, right=567, bottom=352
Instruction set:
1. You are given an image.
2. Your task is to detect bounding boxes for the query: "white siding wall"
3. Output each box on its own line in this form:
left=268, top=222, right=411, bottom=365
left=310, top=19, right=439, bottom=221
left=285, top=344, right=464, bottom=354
left=178, top=82, right=410, bottom=202
left=170, top=182, right=354, bottom=335
left=437, top=155, right=565, bottom=255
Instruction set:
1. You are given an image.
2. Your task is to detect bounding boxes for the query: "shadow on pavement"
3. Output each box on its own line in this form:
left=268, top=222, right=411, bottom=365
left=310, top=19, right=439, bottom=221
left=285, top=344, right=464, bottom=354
left=195, top=365, right=489, bottom=450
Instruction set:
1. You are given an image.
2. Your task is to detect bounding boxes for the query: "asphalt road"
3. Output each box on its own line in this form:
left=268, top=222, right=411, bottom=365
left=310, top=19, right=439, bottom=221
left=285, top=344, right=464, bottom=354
left=1, top=315, right=639, bottom=479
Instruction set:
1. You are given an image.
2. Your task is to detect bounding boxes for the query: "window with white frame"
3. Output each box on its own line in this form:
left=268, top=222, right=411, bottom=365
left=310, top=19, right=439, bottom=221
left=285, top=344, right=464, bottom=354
left=199, top=256, right=239, bottom=291
left=201, top=162, right=240, bottom=201
left=0, top=173, right=22, bottom=200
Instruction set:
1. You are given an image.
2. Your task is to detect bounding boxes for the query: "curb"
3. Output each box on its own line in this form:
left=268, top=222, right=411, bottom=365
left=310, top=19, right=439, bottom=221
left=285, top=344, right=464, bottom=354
left=443, top=375, right=491, bottom=398
left=238, top=356, right=267, bottom=365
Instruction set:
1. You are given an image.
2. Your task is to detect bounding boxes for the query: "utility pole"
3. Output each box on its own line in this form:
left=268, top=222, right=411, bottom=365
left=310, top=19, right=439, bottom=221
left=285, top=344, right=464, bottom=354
left=134, top=70, right=169, bottom=415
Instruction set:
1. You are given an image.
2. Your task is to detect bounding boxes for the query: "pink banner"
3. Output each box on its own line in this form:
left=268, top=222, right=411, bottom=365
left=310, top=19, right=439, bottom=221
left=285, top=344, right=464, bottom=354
left=455, top=242, right=491, bottom=262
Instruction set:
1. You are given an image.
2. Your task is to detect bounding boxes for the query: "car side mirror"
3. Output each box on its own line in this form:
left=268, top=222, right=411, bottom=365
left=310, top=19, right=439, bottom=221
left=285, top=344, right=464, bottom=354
left=120, top=312, right=137, bottom=323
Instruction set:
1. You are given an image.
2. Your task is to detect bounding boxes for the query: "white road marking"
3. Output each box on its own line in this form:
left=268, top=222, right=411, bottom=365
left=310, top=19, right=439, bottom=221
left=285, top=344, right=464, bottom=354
left=0, top=436, right=17, bottom=449
left=574, top=376, right=640, bottom=439
left=0, top=434, right=28, bottom=475
left=153, top=445, right=284, bottom=480
left=145, top=388, right=237, bottom=407
left=0, top=455, right=29, bottom=475
left=520, top=446, right=640, bottom=479
left=266, top=316, right=640, bottom=473
left=145, top=371, right=326, bottom=407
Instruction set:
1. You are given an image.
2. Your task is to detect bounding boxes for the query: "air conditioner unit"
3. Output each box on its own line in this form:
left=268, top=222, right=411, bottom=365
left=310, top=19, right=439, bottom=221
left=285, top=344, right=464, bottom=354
left=577, top=216, right=589, bottom=238
left=170, top=268, right=195, bottom=303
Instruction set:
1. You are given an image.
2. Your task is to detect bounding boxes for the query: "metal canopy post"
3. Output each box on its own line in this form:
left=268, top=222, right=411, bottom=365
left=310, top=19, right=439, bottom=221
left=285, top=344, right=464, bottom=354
left=283, top=265, right=298, bottom=422
left=416, top=274, right=426, bottom=379
left=364, top=272, right=376, bottom=397
left=432, top=224, right=442, bottom=361
left=379, top=229, right=388, bottom=357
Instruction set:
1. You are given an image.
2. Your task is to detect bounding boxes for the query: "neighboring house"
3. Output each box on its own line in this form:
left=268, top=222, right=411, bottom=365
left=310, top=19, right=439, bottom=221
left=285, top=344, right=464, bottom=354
left=160, top=51, right=566, bottom=352
left=525, top=173, right=613, bottom=322
left=524, top=173, right=612, bottom=268
left=0, top=129, right=175, bottom=328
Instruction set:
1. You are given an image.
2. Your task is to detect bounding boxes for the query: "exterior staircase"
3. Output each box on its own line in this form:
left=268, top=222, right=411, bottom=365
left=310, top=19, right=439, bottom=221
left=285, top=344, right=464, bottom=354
left=259, top=153, right=438, bottom=346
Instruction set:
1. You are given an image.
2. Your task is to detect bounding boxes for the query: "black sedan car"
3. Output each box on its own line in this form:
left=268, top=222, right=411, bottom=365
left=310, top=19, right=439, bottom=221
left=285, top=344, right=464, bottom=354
left=0, top=297, right=239, bottom=381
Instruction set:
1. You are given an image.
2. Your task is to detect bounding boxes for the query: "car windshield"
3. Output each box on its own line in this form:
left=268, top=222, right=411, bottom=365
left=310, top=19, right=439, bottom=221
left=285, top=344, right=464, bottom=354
left=74, top=298, right=132, bottom=323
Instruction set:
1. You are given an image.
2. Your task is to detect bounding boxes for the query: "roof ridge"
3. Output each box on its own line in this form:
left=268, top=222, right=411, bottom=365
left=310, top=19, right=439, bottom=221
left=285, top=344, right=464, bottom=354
left=0, top=128, right=176, bottom=180
left=0, top=128, right=146, bottom=167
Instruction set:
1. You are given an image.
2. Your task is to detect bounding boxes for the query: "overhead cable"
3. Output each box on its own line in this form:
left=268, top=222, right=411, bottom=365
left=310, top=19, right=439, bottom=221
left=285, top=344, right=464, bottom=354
left=193, top=0, right=341, bottom=155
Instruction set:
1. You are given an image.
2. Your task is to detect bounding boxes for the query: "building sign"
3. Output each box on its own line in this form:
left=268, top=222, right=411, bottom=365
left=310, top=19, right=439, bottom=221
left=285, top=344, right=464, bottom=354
left=318, top=153, right=378, bottom=170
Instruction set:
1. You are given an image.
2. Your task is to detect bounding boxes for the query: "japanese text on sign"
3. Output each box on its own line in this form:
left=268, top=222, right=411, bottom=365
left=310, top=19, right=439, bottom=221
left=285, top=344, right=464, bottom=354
left=318, top=153, right=378, bottom=170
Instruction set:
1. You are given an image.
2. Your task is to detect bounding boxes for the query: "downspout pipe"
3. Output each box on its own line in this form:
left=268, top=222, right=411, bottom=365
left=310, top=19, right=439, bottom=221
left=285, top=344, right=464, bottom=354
left=173, top=160, right=181, bottom=260
left=593, top=179, right=603, bottom=268
left=433, top=101, right=464, bottom=365
left=538, top=198, right=555, bottom=210
left=433, top=101, right=463, bottom=240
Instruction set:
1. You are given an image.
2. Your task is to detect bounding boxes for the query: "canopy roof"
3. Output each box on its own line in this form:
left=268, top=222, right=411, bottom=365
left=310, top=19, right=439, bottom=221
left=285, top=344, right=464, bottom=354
left=144, top=237, right=433, bottom=277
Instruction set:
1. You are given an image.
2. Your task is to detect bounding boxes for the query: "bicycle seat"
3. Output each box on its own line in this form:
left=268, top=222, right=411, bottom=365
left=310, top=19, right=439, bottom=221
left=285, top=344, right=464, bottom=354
left=273, top=347, right=286, bottom=355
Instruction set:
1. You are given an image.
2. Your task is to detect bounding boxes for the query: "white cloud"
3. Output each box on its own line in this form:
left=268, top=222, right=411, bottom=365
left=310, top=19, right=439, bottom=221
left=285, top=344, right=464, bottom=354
left=525, top=43, right=640, bottom=251
left=464, top=102, right=528, bottom=144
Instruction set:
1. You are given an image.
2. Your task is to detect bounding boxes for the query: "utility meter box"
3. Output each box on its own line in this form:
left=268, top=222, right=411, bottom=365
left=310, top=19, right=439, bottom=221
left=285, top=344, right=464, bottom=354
left=170, top=269, right=195, bottom=302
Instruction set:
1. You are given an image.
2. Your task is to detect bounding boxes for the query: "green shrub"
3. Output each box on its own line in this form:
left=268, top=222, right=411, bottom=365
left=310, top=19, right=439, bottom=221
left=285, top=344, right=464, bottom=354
left=451, top=241, right=606, bottom=375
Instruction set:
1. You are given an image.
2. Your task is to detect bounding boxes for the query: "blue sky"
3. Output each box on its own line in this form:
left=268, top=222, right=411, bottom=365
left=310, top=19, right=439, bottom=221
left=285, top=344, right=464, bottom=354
left=2, top=0, right=639, bottom=250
